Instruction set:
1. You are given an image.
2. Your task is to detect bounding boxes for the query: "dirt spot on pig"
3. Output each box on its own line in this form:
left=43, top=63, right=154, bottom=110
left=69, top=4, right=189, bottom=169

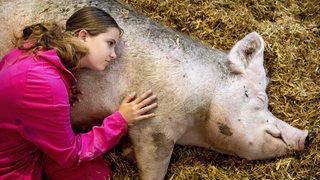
left=152, top=133, right=174, bottom=161
left=218, top=122, right=233, bottom=136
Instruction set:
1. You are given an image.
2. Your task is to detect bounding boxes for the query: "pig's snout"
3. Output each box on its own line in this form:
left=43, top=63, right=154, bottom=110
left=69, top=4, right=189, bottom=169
left=285, top=129, right=308, bottom=151
left=275, top=120, right=308, bottom=151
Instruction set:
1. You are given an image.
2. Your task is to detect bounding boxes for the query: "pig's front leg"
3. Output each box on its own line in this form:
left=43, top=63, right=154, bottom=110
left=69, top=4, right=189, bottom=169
left=129, top=125, right=175, bottom=180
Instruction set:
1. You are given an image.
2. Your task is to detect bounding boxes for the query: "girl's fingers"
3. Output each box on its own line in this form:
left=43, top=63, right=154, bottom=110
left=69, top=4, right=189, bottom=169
left=138, top=102, right=158, bottom=115
left=137, top=95, right=157, bottom=109
left=136, top=113, right=156, bottom=121
left=134, top=90, right=153, bottom=104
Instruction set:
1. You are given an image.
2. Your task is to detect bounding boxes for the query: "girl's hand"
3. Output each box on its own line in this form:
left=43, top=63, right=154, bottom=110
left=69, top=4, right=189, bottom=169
left=118, top=90, right=157, bottom=125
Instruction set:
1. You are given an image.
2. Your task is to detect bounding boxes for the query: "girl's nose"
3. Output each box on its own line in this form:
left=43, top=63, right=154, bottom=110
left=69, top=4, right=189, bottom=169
left=110, top=49, right=117, bottom=60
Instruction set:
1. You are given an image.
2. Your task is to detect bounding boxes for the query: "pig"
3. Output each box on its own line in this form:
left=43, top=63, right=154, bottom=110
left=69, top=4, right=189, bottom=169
left=68, top=0, right=309, bottom=179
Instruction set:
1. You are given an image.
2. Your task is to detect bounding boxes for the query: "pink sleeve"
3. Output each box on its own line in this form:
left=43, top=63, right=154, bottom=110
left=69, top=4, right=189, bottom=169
left=77, top=112, right=128, bottom=162
left=18, top=62, right=127, bottom=168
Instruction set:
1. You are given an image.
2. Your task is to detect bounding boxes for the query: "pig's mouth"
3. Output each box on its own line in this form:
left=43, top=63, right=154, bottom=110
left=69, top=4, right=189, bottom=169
left=265, top=126, right=289, bottom=148
left=242, top=123, right=308, bottom=160
left=260, top=129, right=287, bottom=158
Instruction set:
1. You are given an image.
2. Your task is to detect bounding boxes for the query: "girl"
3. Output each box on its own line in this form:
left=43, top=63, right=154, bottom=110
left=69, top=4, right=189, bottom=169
left=0, top=7, right=157, bottom=179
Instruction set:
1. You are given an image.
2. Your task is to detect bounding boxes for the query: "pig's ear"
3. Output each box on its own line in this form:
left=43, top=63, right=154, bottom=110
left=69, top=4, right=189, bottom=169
left=226, top=32, right=265, bottom=75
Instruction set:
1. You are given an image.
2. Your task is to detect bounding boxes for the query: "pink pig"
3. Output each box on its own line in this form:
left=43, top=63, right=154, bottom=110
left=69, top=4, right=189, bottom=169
left=70, top=1, right=308, bottom=179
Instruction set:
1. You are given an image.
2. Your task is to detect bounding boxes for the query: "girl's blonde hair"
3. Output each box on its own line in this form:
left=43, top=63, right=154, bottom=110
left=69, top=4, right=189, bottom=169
left=14, top=7, right=121, bottom=73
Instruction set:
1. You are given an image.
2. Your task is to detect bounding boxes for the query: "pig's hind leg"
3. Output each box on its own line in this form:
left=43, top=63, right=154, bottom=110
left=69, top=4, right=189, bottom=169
left=129, top=128, right=175, bottom=180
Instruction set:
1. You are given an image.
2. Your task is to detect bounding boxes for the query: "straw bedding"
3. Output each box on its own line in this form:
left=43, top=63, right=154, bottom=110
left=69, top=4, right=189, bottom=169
left=107, top=0, right=319, bottom=179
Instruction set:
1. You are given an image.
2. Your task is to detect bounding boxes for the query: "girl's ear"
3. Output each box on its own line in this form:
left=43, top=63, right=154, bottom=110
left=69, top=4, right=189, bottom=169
left=77, top=29, right=89, bottom=42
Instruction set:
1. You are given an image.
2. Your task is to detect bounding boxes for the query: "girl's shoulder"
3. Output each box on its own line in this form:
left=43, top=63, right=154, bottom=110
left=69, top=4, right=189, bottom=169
left=0, top=48, right=59, bottom=71
left=37, top=49, right=77, bottom=88
left=1, top=48, right=76, bottom=90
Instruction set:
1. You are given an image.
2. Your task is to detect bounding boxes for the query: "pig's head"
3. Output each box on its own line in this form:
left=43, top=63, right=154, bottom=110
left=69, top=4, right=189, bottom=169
left=205, top=32, right=308, bottom=160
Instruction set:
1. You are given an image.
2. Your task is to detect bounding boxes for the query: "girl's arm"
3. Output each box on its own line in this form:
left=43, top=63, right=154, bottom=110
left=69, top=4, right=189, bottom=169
left=18, top=63, right=127, bottom=168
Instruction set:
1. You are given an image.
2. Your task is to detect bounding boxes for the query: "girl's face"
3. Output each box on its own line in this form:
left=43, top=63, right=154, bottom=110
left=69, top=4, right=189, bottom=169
left=79, top=27, right=120, bottom=71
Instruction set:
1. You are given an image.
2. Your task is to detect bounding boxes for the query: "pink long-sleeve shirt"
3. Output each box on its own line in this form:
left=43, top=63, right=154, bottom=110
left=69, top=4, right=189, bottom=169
left=0, top=48, right=128, bottom=179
